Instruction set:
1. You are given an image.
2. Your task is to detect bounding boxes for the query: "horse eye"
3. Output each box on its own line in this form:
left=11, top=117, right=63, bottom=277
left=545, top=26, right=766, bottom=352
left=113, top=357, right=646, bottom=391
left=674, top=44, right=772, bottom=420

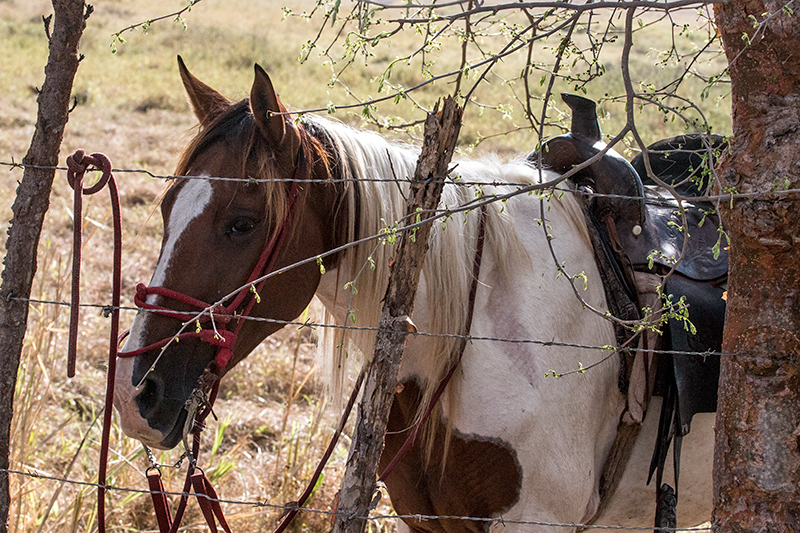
left=228, top=218, right=256, bottom=236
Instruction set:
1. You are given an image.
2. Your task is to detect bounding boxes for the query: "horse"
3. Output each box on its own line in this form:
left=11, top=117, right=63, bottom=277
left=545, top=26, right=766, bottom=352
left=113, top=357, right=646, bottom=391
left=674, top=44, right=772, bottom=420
left=113, top=58, right=715, bottom=532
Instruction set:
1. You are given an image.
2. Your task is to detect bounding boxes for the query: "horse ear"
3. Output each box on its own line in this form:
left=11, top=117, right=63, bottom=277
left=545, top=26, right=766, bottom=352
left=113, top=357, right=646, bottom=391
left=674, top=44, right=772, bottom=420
left=178, top=55, right=230, bottom=125
left=250, top=64, right=287, bottom=146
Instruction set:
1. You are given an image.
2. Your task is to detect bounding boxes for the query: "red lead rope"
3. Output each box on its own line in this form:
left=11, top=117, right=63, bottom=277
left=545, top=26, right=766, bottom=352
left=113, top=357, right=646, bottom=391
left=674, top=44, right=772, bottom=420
left=65, top=150, right=121, bottom=533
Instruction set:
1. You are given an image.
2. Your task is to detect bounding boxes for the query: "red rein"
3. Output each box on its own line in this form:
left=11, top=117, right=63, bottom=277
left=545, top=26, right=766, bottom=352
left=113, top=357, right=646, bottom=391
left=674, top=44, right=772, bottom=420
left=66, top=150, right=121, bottom=531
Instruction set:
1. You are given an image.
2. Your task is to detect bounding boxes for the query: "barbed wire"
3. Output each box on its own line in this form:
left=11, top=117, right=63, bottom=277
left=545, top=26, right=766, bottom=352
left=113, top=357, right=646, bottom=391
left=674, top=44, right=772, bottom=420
left=13, top=295, right=730, bottom=359
left=4, top=159, right=800, bottom=203
left=6, top=151, right=735, bottom=361
left=0, top=468, right=711, bottom=531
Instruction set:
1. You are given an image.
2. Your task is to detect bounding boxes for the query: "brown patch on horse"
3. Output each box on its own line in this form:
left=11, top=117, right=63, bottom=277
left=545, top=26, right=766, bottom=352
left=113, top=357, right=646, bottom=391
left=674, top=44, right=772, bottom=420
left=380, top=380, right=522, bottom=533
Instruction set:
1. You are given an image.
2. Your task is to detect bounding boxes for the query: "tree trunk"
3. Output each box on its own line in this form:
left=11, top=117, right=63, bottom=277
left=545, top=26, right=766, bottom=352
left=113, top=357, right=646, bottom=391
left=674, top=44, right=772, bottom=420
left=332, top=97, right=463, bottom=533
left=0, top=2, right=87, bottom=532
left=713, top=2, right=800, bottom=530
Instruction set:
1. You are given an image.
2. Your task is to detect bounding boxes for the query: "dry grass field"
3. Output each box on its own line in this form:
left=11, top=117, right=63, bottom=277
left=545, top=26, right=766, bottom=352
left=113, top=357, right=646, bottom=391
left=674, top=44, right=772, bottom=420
left=1, top=1, right=730, bottom=531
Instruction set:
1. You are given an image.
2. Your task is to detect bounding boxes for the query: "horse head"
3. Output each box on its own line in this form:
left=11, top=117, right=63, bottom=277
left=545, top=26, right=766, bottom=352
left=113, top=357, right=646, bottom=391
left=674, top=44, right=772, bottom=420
left=114, top=58, right=345, bottom=449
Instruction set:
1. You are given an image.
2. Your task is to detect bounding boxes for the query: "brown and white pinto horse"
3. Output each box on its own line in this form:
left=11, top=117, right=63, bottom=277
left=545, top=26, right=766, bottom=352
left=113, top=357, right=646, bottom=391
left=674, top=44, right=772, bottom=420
left=114, top=59, right=714, bottom=531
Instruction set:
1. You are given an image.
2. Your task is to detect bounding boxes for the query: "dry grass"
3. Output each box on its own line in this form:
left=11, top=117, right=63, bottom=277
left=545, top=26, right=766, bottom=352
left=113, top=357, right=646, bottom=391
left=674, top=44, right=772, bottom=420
left=1, top=0, right=730, bottom=531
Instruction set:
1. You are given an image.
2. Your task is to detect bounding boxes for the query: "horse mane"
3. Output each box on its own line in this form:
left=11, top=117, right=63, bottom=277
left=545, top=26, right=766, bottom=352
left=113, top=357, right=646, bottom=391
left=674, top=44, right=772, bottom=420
left=303, top=116, right=567, bottom=436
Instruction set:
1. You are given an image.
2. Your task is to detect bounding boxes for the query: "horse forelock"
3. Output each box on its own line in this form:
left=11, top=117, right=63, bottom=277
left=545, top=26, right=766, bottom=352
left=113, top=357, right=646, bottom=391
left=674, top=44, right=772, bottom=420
left=172, top=99, right=332, bottom=237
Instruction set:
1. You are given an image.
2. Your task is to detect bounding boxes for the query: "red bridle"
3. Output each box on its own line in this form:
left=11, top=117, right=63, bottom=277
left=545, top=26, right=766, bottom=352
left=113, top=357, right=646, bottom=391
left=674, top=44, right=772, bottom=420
left=121, top=172, right=302, bottom=374
left=126, top=164, right=302, bottom=533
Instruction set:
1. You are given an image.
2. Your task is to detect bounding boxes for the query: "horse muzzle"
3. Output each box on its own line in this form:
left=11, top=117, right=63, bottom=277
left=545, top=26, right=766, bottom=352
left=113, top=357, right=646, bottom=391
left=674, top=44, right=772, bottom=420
left=114, top=356, right=189, bottom=449
left=114, top=332, right=205, bottom=450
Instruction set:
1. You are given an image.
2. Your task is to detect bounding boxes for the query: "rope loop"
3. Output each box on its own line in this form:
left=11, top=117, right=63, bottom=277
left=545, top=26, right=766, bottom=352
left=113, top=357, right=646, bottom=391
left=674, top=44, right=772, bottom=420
left=66, top=149, right=119, bottom=378
left=66, top=149, right=113, bottom=195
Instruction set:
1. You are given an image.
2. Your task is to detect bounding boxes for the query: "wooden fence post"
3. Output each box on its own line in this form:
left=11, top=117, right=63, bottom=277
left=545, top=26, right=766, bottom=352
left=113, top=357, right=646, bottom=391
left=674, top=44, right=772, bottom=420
left=331, top=96, right=463, bottom=533
left=0, top=2, right=89, bottom=531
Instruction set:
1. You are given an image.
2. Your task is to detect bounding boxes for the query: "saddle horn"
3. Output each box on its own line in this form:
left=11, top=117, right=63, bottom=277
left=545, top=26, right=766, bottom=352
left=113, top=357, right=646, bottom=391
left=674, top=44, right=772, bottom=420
left=562, top=93, right=601, bottom=143
left=527, top=93, right=653, bottom=302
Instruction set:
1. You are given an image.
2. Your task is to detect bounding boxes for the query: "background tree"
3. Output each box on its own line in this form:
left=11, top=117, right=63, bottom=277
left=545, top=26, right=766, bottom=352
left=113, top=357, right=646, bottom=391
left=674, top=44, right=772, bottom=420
left=713, top=0, right=800, bottom=530
left=0, top=2, right=88, bottom=531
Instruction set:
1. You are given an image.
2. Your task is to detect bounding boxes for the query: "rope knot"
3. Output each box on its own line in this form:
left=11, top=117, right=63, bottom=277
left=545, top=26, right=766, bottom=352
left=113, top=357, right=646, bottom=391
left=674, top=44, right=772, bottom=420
left=134, top=283, right=149, bottom=306
left=198, top=328, right=236, bottom=348
left=66, top=148, right=86, bottom=170
left=67, top=150, right=113, bottom=195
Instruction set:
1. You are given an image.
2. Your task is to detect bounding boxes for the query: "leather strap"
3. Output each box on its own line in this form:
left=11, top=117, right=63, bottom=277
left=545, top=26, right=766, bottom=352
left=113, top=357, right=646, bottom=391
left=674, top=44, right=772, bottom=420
left=147, top=469, right=173, bottom=533
left=275, top=203, right=489, bottom=532
left=273, top=369, right=366, bottom=533
left=192, top=470, right=233, bottom=533
left=378, top=205, right=488, bottom=482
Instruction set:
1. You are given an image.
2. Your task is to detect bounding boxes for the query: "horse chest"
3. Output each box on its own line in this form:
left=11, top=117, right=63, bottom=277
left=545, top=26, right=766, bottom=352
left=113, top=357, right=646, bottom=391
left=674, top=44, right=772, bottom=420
left=380, top=380, right=523, bottom=533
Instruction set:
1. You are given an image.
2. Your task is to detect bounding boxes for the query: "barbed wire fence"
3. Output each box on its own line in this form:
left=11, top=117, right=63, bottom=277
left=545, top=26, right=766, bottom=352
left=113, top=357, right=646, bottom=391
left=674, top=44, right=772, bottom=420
left=0, top=161, right=725, bottom=533
left=1, top=146, right=730, bottom=530
left=5, top=0, right=797, bottom=530
left=0, top=468, right=712, bottom=532
left=2, top=145, right=731, bottom=532
left=6, top=160, right=800, bottom=203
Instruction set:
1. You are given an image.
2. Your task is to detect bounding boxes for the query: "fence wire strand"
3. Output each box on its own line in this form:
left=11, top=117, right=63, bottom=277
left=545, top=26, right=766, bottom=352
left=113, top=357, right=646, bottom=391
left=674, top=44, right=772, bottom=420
left=6, top=149, right=737, bottom=359
left=13, top=295, right=730, bottom=358
left=3, top=159, right=800, bottom=203
left=0, top=468, right=710, bottom=531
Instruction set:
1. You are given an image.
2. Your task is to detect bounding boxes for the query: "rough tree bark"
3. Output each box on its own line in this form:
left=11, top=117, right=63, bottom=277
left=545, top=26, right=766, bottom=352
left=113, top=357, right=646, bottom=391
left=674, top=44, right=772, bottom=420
left=713, top=1, right=800, bottom=531
left=0, top=2, right=88, bottom=532
left=332, top=97, right=463, bottom=533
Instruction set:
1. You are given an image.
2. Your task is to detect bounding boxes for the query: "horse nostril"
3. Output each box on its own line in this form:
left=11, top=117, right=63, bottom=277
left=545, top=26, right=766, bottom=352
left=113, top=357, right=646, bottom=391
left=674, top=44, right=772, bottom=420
left=135, top=376, right=163, bottom=419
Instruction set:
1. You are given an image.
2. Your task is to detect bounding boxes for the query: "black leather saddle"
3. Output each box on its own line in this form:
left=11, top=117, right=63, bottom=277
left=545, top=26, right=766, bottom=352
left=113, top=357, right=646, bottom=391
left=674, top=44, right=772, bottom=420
left=529, top=93, right=728, bottom=528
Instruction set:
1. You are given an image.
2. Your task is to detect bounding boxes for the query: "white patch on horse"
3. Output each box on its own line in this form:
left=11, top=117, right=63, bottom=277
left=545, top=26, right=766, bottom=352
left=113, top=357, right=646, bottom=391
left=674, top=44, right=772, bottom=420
left=150, top=178, right=214, bottom=296
left=121, top=178, right=213, bottom=353
left=116, top=178, right=213, bottom=429
left=285, top=117, right=713, bottom=529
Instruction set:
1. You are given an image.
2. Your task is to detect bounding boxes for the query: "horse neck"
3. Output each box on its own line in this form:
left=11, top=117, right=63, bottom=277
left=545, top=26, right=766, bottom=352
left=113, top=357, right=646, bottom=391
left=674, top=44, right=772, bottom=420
left=312, top=123, right=512, bottom=406
left=310, top=117, right=419, bottom=310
